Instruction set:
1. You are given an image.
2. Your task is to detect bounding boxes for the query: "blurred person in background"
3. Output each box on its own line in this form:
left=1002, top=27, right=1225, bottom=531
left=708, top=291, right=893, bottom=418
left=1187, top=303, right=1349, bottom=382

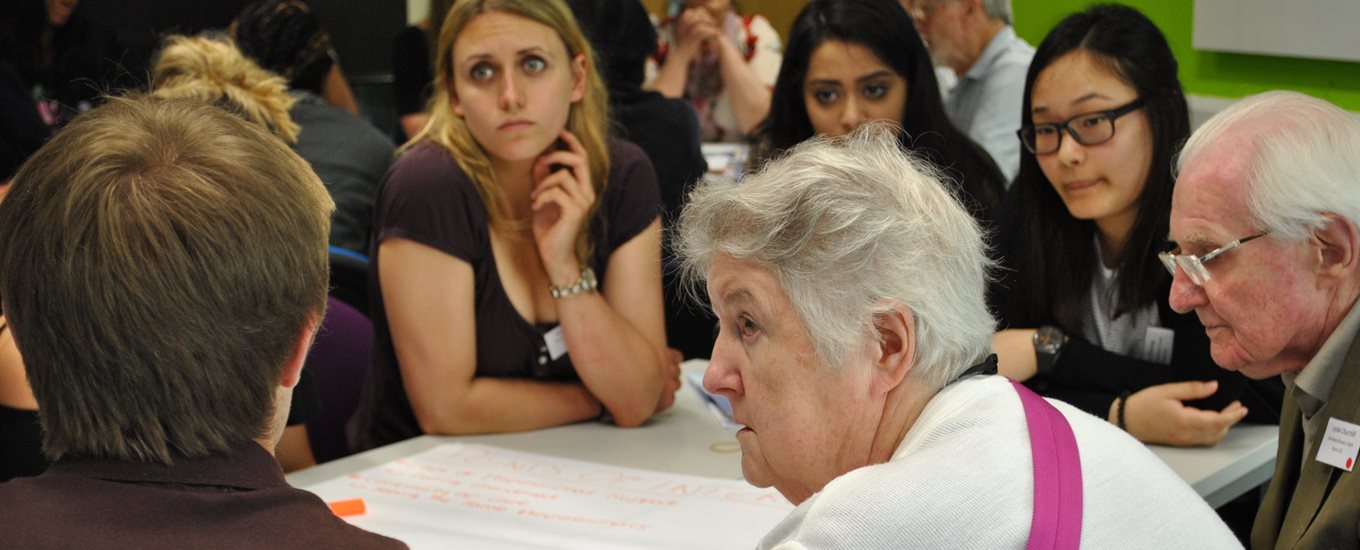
left=907, top=0, right=1033, bottom=182
left=232, top=0, right=396, bottom=255
left=648, top=0, right=781, bottom=142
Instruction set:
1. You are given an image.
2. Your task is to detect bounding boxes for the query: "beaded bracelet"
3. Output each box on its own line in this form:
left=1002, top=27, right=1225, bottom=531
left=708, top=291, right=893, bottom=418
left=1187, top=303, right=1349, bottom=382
left=550, top=266, right=598, bottom=299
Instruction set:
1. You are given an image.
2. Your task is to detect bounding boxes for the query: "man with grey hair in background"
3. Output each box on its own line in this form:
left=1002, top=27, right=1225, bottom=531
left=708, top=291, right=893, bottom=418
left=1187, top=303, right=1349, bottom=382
left=681, top=123, right=1237, bottom=548
left=1167, top=90, right=1360, bottom=550
left=905, top=0, right=1033, bottom=182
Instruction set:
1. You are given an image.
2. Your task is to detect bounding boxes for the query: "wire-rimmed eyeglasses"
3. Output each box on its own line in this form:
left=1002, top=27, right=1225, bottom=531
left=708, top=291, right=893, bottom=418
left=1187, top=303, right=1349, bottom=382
left=1159, top=231, right=1270, bottom=286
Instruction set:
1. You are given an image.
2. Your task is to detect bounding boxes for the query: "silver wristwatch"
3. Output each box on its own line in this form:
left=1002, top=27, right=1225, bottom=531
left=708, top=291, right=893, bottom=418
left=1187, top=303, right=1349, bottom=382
left=1032, top=325, right=1067, bottom=376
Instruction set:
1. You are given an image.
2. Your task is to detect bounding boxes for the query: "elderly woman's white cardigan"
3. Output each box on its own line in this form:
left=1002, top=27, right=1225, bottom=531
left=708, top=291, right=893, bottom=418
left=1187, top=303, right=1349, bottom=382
left=757, top=375, right=1241, bottom=549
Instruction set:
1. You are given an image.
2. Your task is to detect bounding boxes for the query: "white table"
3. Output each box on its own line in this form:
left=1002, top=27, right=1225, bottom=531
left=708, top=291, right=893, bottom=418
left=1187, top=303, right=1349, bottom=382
left=288, top=360, right=742, bottom=488
left=1147, top=424, right=1278, bottom=508
left=290, top=361, right=1279, bottom=511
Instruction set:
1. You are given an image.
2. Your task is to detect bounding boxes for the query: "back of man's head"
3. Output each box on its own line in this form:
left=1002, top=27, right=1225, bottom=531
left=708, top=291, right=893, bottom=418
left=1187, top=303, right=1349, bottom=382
left=0, top=95, right=333, bottom=465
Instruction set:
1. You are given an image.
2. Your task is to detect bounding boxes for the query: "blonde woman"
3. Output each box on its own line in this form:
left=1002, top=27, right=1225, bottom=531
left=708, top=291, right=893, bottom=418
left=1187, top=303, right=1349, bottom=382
left=352, top=0, right=678, bottom=448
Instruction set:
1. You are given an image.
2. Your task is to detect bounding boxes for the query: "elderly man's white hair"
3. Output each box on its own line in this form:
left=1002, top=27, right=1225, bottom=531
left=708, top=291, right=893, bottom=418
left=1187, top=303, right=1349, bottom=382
left=678, top=122, right=996, bottom=389
left=1177, top=90, right=1360, bottom=241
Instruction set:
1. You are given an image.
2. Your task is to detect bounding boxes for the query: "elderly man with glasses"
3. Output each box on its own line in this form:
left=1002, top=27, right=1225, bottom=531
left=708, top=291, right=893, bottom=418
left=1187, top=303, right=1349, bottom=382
left=1168, top=90, right=1360, bottom=550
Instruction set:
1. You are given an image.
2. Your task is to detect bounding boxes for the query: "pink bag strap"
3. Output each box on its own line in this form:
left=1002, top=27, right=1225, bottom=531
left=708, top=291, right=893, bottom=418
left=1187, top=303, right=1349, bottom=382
left=1010, top=379, right=1083, bottom=550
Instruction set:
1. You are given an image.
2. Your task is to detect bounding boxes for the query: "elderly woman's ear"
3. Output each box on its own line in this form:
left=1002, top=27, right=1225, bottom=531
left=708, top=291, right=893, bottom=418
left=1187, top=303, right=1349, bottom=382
left=869, top=301, right=916, bottom=396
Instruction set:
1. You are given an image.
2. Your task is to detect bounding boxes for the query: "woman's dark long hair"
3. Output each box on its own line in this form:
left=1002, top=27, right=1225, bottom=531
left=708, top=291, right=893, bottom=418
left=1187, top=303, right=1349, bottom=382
left=749, top=0, right=1003, bottom=226
left=999, top=4, right=1189, bottom=331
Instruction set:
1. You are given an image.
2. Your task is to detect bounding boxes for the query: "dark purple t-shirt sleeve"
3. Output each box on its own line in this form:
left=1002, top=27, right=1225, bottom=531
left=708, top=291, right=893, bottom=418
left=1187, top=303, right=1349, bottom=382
left=373, top=143, right=484, bottom=264
left=602, top=139, right=661, bottom=255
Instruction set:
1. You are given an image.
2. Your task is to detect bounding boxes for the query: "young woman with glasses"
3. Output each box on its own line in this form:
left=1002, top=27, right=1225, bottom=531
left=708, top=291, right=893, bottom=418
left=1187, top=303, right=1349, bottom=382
left=991, top=4, right=1283, bottom=446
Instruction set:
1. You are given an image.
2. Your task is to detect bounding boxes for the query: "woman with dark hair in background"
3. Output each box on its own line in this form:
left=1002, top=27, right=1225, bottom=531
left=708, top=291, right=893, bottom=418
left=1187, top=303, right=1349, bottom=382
left=750, top=0, right=1003, bottom=229
left=231, top=0, right=396, bottom=255
left=992, top=4, right=1282, bottom=447
left=229, top=0, right=360, bottom=116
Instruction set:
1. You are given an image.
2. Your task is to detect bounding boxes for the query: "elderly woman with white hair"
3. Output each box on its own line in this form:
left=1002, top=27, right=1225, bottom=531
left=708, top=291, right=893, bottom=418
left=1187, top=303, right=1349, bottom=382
left=678, top=123, right=1240, bottom=548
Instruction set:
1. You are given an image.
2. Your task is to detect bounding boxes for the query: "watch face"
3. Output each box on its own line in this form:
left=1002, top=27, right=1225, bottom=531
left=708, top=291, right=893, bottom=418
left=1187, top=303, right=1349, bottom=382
left=1034, top=326, right=1064, bottom=354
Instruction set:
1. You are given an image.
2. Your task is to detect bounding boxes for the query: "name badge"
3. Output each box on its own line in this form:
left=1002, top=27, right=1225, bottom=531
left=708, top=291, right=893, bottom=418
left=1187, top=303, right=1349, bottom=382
left=1316, top=417, right=1360, bottom=472
left=1138, top=326, right=1175, bottom=365
left=544, top=326, right=568, bottom=361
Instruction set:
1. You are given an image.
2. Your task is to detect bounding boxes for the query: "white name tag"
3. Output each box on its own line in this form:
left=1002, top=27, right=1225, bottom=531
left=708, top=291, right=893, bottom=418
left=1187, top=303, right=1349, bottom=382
left=1316, top=417, right=1360, bottom=472
left=544, top=326, right=568, bottom=361
left=1138, top=326, right=1175, bottom=365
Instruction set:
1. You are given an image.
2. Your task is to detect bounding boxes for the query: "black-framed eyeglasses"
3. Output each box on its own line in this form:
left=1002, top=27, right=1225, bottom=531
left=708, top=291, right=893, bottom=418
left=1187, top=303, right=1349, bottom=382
left=1158, top=231, right=1270, bottom=286
left=1017, top=97, right=1146, bottom=155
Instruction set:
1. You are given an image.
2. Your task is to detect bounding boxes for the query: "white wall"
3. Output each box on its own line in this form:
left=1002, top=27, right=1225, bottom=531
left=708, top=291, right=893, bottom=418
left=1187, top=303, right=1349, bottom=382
left=1194, top=0, right=1360, bottom=63
left=1189, top=94, right=1360, bottom=131
left=407, top=0, right=428, bottom=24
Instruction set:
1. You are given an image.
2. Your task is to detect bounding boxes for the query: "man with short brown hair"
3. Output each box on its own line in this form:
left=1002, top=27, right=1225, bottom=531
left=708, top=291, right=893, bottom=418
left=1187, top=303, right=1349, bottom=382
left=0, top=94, right=403, bottom=549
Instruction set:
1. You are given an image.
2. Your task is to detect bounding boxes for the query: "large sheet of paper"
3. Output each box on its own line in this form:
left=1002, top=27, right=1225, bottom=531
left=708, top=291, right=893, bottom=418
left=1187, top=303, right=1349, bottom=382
left=304, top=443, right=794, bottom=549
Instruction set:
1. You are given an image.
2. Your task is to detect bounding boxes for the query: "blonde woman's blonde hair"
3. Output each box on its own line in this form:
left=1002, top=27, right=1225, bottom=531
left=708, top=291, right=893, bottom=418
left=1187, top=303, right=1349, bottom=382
left=408, top=0, right=611, bottom=261
left=152, top=34, right=300, bottom=144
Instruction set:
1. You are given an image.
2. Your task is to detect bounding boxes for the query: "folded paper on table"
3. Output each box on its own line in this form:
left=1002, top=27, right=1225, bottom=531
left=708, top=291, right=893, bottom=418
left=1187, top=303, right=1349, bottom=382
left=686, top=371, right=740, bottom=430
left=304, top=442, right=791, bottom=549
left=701, top=142, right=749, bottom=181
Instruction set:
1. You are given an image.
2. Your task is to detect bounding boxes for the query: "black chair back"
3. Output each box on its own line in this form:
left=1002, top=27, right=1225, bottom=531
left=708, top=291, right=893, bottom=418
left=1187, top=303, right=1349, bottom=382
left=328, top=246, right=369, bottom=317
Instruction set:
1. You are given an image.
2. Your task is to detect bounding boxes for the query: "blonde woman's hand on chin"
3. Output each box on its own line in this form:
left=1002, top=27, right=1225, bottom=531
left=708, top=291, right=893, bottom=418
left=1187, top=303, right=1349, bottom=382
left=531, top=130, right=595, bottom=284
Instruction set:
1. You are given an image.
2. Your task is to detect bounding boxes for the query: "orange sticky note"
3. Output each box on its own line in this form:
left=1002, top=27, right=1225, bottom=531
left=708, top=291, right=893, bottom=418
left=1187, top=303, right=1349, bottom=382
left=328, top=498, right=366, bottom=517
